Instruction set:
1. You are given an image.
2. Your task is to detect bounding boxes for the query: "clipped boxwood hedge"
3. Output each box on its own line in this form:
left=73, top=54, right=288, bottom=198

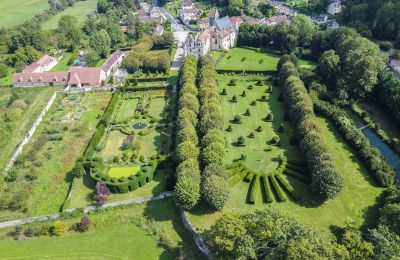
left=262, top=176, right=273, bottom=203
left=269, top=175, right=286, bottom=202
left=248, top=174, right=260, bottom=204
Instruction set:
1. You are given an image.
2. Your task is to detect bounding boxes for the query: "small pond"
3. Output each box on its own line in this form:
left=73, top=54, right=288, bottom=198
left=132, top=122, right=148, bottom=129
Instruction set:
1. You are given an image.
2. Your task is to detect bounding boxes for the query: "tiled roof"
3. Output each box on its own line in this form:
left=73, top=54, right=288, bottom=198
left=13, top=71, right=69, bottom=84
left=101, top=51, right=124, bottom=74
left=68, top=67, right=102, bottom=85
left=215, top=16, right=232, bottom=30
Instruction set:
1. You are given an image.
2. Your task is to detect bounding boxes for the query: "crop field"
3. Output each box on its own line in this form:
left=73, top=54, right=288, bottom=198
left=42, top=0, right=98, bottom=30
left=0, top=87, right=58, bottom=173
left=0, top=0, right=49, bottom=29
left=0, top=92, right=111, bottom=221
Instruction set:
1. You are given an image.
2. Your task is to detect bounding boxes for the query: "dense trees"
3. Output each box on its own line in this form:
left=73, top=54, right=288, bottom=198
left=207, top=209, right=349, bottom=259
left=89, top=29, right=111, bottom=58
left=278, top=58, right=344, bottom=200
left=376, top=70, right=400, bottom=127
left=174, top=55, right=201, bottom=210
left=197, top=55, right=229, bottom=210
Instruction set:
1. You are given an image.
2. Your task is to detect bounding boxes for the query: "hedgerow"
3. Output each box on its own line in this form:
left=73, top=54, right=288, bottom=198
left=248, top=175, right=260, bottom=204
left=312, top=95, right=395, bottom=187
left=269, top=175, right=287, bottom=202
left=278, top=58, right=344, bottom=200
left=261, top=176, right=274, bottom=203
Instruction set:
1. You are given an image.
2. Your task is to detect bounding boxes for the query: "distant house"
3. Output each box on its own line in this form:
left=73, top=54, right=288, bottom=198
left=198, top=18, right=209, bottom=30
left=13, top=72, right=69, bottom=87
left=153, top=25, right=164, bottom=36
left=264, top=15, right=291, bottom=26
left=68, top=67, right=106, bottom=88
left=138, top=6, right=166, bottom=23
left=179, top=8, right=201, bottom=24
left=327, top=1, right=342, bottom=15
left=181, top=0, right=194, bottom=9
left=23, top=55, right=58, bottom=73
left=101, top=51, right=125, bottom=78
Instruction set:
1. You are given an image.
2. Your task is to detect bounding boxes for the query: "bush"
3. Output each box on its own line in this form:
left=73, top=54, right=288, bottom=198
left=202, top=173, right=229, bottom=210
left=249, top=132, right=255, bottom=138
left=77, top=216, right=90, bottom=232
left=174, top=169, right=201, bottom=210
left=233, top=115, right=242, bottom=124
left=237, top=136, right=246, bottom=146
left=5, top=170, right=17, bottom=182
left=241, top=90, right=246, bottom=97
left=270, top=135, right=280, bottom=145
left=247, top=85, right=253, bottom=90
left=231, top=95, right=238, bottom=102
left=256, top=126, right=263, bottom=132
left=248, top=175, right=260, bottom=204
left=379, top=41, right=393, bottom=51
left=228, top=79, right=236, bottom=86
left=256, top=80, right=263, bottom=86
left=221, top=88, right=227, bottom=95
left=226, top=125, right=233, bottom=131
left=176, top=141, right=199, bottom=163
left=51, top=220, right=65, bottom=236
left=245, top=109, right=251, bottom=116
left=265, top=112, right=273, bottom=121
left=250, top=100, right=257, bottom=106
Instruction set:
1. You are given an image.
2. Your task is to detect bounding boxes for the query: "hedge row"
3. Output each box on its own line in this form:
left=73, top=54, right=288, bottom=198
left=278, top=59, right=344, bottom=201
left=276, top=174, right=298, bottom=200
left=84, top=92, right=121, bottom=158
left=284, top=168, right=310, bottom=182
left=197, top=55, right=229, bottom=211
left=262, top=176, right=274, bottom=203
left=312, top=96, right=395, bottom=187
left=269, top=175, right=287, bottom=202
left=89, top=157, right=158, bottom=193
left=229, top=168, right=249, bottom=187
left=248, top=174, right=260, bottom=204
left=174, top=55, right=201, bottom=210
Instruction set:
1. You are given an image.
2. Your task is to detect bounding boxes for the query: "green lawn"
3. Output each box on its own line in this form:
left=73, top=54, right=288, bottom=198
left=216, top=74, right=301, bottom=172
left=187, top=76, right=383, bottom=237
left=115, top=98, right=139, bottom=122
left=41, top=0, right=98, bottom=30
left=108, top=166, right=140, bottom=178
left=0, top=0, right=49, bottom=28
left=0, top=87, right=57, bottom=173
left=0, top=199, right=201, bottom=259
left=0, top=92, right=111, bottom=221
left=215, top=48, right=316, bottom=71
left=50, top=53, right=73, bottom=72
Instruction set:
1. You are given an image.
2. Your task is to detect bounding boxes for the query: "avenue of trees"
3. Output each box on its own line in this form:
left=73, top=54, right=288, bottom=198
left=278, top=56, right=344, bottom=200
left=174, top=55, right=201, bottom=210
left=197, top=55, right=229, bottom=210
left=376, top=70, right=400, bottom=128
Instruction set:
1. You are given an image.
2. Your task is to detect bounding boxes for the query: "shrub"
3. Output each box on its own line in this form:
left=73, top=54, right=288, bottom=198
left=270, top=135, right=280, bottom=145
left=201, top=142, right=226, bottom=165
left=5, top=170, right=17, bottom=182
left=202, top=173, right=229, bottom=210
left=256, top=126, right=263, bottom=132
left=176, top=141, right=199, bottom=162
left=245, top=109, right=251, bottom=116
left=261, top=94, right=268, bottom=101
left=94, top=182, right=111, bottom=205
left=265, top=112, right=273, bottom=121
left=250, top=100, right=257, bottom=106
left=269, top=175, right=286, bottom=202
left=77, top=216, right=90, bottom=232
left=226, top=125, right=233, bottom=131
left=256, top=80, right=263, bottom=86
left=247, top=85, right=253, bottom=90
left=231, top=95, right=238, bottom=102
left=228, top=79, right=236, bottom=86
left=262, top=176, right=273, bottom=203
left=248, top=175, right=260, bottom=204
left=174, top=170, right=201, bottom=210
left=249, top=132, right=255, bottom=138
left=233, top=115, right=242, bottom=124
left=51, top=220, right=65, bottom=236
left=237, top=136, right=246, bottom=146
left=221, top=88, right=227, bottom=95
left=241, top=90, right=246, bottom=97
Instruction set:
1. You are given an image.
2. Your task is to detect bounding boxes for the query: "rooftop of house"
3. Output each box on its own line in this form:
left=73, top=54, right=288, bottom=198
left=68, top=67, right=103, bottom=85
left=179, top=8, right=201, bottom=15
left=101, top=51, right=125, bottom=74
left=13, top=71, right=69, bottom=84
left=23, top=54, right=56, bottom=73
left=216, top=16, right=233, bottom=30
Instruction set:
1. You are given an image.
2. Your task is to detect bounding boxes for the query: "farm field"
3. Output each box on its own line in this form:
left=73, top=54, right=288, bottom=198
left=0, top=0, right=49, bottom=29
left=41, top=0, right=98, bottom=30
left=214, top=47, right=317, bottom=71
left=0, top=87, right=58, bottom=173
left=187, top=68, right=383, bottom=237
left=0, top=92, right=111, bottom=221
left=0, top=199, right=201, bottom=259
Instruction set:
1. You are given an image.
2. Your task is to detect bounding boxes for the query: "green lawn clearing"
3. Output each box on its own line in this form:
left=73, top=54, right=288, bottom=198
left=115, top=97, right=139, bottom=123
left=108, top=166, right=141, bottom=178
left=0, top=92, right=111, bottom=221
left=0, top=199, right=201, bottom=259
left=0, top=0, right=49, bottom=28
left=41, top=0, right=98, bottom=30
left=50, top=53, right=73, bottom=72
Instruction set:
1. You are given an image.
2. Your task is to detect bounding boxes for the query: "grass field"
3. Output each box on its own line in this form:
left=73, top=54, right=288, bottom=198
left=188, top=111, right=383, bottom=236
left=0, top=87, right=58, bottom=173
left=0, top=92, right=111, bottom=221
left=115, top=98, right=139, bottom=122
left=0, top=199, right=201, bottom=259
left=214, top=48, right=317, bottom=71
left=41, top=0, right=98, bottom=30
left=108, top=166, right=141, bottom=178
left=216, top=74, right=302, bottom=172
left=50, top=53, right=73, bottom=72
left=0, top=0, right=49, bottom=29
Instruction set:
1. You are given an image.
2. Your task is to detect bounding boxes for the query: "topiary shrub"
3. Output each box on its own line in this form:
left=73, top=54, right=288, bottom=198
left=256, top=80, right=263, bottom=86
left=231, top=95, right=237, bottom=102
left=249, top=132, right=255, bottom=138
left=256, top=126, right=263, bottom=132
left=270, top=135, right=280, bottom=145
left=247, top=85, right=253, bottom=90
left=250, top=100, right=257, bottom=106
left=237, top=136, right=246, bottom=146
left=265, top=112, right=273, bottom=122
left=233, top=115, right=242, bottom=124
left=261, top=94, right=268, bottom=101
left=221, top=88, right=227, bottom=95
left=241, top=90, right=246, bottom=97
left=265, top=86, right=272, bottom=93
left=228, top=79, right=236, bottom=86
left=226, top=125, right=233, bottom=131
left=241, top=57, right=246, bottom=61
left=244, top=109, right=251, bottom=116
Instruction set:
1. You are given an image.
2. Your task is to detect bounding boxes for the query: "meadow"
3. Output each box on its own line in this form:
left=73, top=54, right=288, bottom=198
left=0, top=0, right=49, bottom=29
left=0, top=199, right=201, bottom=259
left=41, top=0, right=98, bottom=30
left=0, top=87, right=58, bottom=173
left=0, top=92, right=111, bottom=221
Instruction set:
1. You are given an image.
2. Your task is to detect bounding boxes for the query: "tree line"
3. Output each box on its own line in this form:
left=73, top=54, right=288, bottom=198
left=278, top=55, right=344, bottom=200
